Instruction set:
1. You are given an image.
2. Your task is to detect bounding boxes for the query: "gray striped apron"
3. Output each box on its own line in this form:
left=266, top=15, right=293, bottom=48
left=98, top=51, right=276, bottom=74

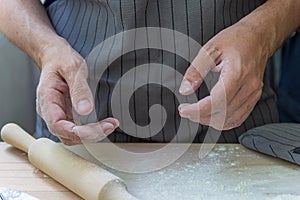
left=37, top=0, right=278, bottom=143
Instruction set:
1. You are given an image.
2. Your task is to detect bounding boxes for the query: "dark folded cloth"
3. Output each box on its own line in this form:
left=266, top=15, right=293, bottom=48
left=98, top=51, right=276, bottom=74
left=239, top=123, right=300, bottom=165
left=44, top=0, right=57, bottom=8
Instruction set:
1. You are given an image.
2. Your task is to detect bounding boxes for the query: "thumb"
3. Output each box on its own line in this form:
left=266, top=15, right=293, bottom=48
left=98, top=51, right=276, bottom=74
left=62, top=60, right=94, bottom=115
left=179, top=46, right=221, bottom=95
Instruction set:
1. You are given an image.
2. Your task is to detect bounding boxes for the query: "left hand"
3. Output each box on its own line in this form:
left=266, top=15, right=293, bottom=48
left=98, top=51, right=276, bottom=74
left=36, top=38, right=119, bottom=145
left=178, top=22, right=269, bottom=130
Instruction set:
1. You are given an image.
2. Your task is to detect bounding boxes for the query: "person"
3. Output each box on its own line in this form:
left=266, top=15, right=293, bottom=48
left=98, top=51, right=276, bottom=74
left=0, top=0, right=299, bottom=145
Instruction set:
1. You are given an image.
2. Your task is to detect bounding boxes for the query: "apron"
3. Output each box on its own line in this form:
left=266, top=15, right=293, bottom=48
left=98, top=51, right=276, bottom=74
left=37, top=0, right=278, bottom=143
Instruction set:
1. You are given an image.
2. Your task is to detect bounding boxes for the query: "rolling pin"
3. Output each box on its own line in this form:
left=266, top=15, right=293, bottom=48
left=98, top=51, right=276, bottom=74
left=1, top=123, right=138, bottom=200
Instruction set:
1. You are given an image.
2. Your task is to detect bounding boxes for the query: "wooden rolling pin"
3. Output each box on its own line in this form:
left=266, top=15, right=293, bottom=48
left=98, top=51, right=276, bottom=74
left=1, top=123, right=138, bottom=200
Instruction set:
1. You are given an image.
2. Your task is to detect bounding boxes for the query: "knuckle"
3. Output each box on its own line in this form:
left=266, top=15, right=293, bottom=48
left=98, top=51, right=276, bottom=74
left=58, top=60, right=84, bottom=78
left=61, top=139, right=72, bottom=146
left=203, top=43, right=221, bottom=59
left=255, top=91, right=263, bottom=101
left=251, top=79, right=263, bottom=91
left=234, top=120, right=243, bottom=128
left=70, top=57, right=85, bottom=71
left=246, top=99, right=257, bottom=111
left=61, top=64, right=76, bottom=76
left=36, top=105, right=42, bottom=117
left=63, top=142, right=71, bottom=146
left=47, top=125, right=56, bottom=135
left=232, top=116, right=245, bottom=128
left=196, top=115, right=208, bottom=125
left=48, top=118, right=56, bottom=127
left=224, top=118, right=238, bottom=130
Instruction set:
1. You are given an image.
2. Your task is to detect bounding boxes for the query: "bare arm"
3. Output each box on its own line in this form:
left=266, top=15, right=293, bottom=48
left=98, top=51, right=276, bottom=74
left=0, top=0, right=119, bottom=145
left=240, top=0, right=300, bottom=59
left=0, top=0, right=64, bottom=67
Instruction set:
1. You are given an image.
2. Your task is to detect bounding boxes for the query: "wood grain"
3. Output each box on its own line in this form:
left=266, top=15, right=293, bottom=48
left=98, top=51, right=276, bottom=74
left=1, top=142, right=300, bottom=200
left=0, top=143, right=82, bottom=200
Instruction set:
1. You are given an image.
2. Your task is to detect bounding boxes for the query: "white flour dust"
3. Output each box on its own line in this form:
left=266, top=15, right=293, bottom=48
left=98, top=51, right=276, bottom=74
left=114, top=146, right=300, bottom=200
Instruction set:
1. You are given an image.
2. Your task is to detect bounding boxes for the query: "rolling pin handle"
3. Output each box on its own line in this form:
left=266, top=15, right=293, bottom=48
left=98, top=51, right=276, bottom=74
left=99, top=180, right=139, bottom=200
left=1, top=124, right=140, bottom=200
left=1, top=123, right=35, bottom=153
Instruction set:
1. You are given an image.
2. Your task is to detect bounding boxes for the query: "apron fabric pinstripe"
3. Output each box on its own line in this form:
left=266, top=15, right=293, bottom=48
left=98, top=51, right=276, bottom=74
left=37, top=0, right=278, bottom=143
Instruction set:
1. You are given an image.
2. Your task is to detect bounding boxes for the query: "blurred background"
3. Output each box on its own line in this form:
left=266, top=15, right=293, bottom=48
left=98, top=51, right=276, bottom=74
left=0, top=32, right=40, bottom=136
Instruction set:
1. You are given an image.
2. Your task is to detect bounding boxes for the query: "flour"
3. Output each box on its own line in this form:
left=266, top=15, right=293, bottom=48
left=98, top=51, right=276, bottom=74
left=67, top=144, right=300, bottom=200
left=0, top=188, right=38, bottom=200
left=269, top=195, right=300, bottom=200
left=215, top=146, right=227, bottom=151
left=33, top=168, right=40, bottom=174
left=113, top=146, right=300, bottom=200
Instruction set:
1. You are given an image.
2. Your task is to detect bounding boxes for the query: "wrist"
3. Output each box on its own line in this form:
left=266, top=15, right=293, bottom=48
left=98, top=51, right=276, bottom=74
left=236, top=19, right=274, bottom=60
left=37, top=36, right=70, bottom=69
left=238, top=0, right=300, bottom=59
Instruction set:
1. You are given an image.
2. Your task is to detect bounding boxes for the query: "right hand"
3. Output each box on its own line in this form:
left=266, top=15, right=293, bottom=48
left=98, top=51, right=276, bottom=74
left=36, top=38, right=119, bottom=145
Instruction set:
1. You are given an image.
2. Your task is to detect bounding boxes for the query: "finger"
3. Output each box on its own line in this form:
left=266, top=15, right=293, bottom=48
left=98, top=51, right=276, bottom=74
left=224, top=79, right=263, bottom=117
left=178, top=86, right=254, bottom=126
left=205, top=89, right=261, bottom=130
left=181, top=77, right=263, bottom=120
left=181, top=62, right=241, bottom=120
left=179, top=45, right=222, bottom=95
left=64, top=91, right=74, bottom=121
left=179, top=88, right=262, bottom=130
left=223, top=90, right=262, bottom=130
left=73, top=118, right=120, bottom=142
left=73, top=122, right=115, bottom=142
left=44, top=102, right=81, bottom=143
left=39, top=88, right=67, bottom=124
left=43, top=102, right=80, bottom=141
left=178, top=98, right=211, bottom=124
left=36, top=74, right=69, bottom=117
left=51, top=120, right=81, bottom=141
left=60, top=138, right=82, bottom=146
left=38, top=86, right=80, bottom=141
left=59, top=58, right=94, bottom=115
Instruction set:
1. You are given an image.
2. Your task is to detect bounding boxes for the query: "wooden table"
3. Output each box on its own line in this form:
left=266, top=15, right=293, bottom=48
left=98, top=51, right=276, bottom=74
left=1, top=142, right=300, bottom=200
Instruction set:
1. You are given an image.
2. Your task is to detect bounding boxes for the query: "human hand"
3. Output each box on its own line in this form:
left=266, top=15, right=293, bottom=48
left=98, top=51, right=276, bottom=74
left=178, top=22, right=269, bottom=130
left=36, top=38, right=119, bottom=145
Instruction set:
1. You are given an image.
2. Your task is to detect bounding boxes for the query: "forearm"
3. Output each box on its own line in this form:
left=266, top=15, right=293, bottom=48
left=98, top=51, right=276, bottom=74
left=238, top=0, right=300, bottom=58
left=0, top=0, right=65, bottom=68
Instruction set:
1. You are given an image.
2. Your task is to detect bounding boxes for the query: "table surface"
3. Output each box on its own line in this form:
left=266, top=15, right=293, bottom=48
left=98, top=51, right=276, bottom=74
left=1, top=142, right=300, bottom=200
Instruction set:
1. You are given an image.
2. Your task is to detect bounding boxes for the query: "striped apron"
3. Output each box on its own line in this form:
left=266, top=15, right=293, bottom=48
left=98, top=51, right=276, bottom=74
left=37, top=0, right=278, bottom=143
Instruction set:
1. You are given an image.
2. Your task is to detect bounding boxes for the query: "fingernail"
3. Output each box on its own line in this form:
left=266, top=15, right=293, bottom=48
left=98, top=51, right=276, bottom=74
left=102, top=122, right=115, bottom=134
left=179, top=79, right=193, bottom=95
left=178, top=104, right=190, bottom=112
left=77, top=100, right=92, bottom=114
left=179, top=105, right=191, bottom=118
left=114, top=119, right=120, bottom=128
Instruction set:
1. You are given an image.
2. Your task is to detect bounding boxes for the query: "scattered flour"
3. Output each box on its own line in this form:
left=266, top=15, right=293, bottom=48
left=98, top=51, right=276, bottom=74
left=268, top=195, right=300, bottom=200
left=113, top=146, right=300, bottom=200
